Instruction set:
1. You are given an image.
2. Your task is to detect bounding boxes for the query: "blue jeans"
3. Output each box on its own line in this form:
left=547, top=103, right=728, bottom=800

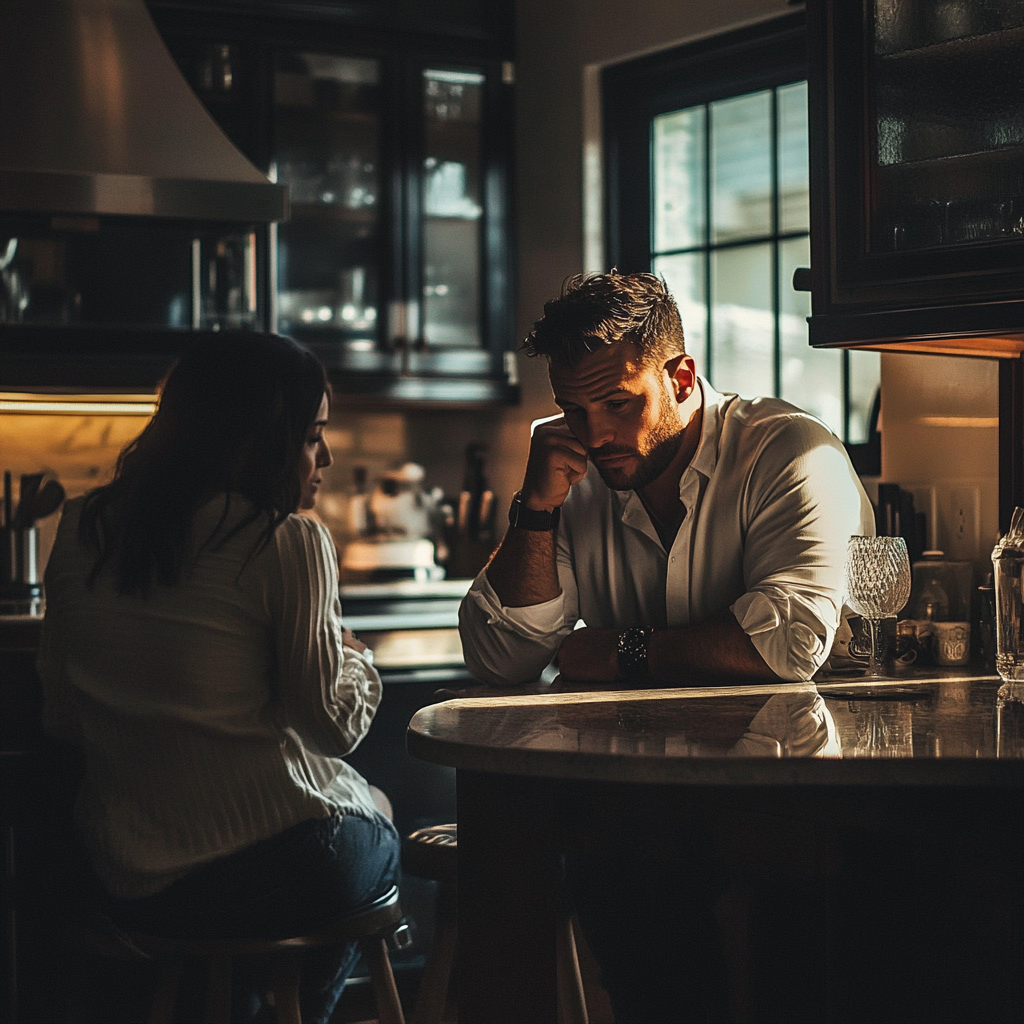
left=106, top=812, right=401, bottom=1024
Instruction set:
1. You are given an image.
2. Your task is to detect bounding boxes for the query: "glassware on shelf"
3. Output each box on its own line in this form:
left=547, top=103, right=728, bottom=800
left=421, top=68, right=484, bottom=350
left=192, top=232, right=257, bottom=331
left=273, top=51, right=382, bottom=351
left=845, top=535, right=913, bottom=678
left=870, top=0, right=1024, bottom=254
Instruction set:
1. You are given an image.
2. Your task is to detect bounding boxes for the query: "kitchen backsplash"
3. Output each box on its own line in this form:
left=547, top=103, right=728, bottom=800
left=0, top=401, right=513, bottom=577
left=879, top=352, right=999, bottom=575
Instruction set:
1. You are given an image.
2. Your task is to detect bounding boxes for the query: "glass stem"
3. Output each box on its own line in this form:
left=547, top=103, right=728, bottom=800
left=866, top=617, right=881, bottom=676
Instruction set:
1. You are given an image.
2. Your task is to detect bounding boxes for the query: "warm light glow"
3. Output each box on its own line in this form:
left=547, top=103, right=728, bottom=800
left=0, top=393, right=158, bottom=416
left=918, top=417, right=999, bottom=428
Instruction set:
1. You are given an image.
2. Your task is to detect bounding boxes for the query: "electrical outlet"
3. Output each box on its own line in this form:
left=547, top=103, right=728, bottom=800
left=947, top=487, right=981, bottom=560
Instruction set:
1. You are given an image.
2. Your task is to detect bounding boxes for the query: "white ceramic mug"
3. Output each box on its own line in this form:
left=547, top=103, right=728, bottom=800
left=933, top=621, right=971, bottom=667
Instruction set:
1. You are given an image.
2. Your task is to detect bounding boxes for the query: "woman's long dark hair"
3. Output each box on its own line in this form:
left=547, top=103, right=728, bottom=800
left=80, top=332, right=330, bottom=596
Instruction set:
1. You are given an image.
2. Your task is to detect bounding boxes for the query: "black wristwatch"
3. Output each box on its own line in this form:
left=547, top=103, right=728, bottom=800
left=617, top=627, right=653, bottom=684
left=508, top=492, right=561, bottom=531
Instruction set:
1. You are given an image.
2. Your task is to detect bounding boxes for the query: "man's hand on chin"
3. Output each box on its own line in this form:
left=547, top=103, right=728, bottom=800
left=556, top=628, right=620, bottom=682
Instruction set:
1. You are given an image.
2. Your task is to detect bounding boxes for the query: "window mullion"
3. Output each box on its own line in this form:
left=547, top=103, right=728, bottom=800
left=704, top=101, right=713, bottom=382
left=771, top=86, right=781, bottom=399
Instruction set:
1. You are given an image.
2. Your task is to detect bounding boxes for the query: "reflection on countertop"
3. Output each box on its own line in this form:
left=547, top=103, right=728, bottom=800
left=408, top=675, right=1024, bottom=785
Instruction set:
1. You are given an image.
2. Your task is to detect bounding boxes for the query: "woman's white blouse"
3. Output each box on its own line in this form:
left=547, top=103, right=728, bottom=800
left=38, top=496, right=383, bottom=899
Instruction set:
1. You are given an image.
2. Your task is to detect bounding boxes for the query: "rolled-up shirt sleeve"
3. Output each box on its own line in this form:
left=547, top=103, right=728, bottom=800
left=459, top=528, right=579, bottom=686
left=270, top=516, right=383, bottom=755
left=730, top=418, right=875, bottom=681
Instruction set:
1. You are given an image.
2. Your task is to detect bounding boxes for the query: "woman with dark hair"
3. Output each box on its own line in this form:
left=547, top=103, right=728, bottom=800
left=38, top=332, right=400, bottom=1024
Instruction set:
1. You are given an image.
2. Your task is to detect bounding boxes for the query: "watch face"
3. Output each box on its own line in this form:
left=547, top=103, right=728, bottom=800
left=617, top=628, right=649, bottom=680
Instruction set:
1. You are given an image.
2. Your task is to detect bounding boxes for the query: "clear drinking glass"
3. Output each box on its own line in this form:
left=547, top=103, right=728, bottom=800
left=845, top=536, right=912, bottom=678
left=992, top=506, right=1024, bottom=683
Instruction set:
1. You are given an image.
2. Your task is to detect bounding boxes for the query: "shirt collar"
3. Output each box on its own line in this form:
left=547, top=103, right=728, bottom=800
left=686, top=376, right=722, bottom=487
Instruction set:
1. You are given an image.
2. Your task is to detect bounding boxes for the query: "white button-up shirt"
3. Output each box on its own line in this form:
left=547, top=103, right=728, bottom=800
left=459, top=378, right=875, bottom=685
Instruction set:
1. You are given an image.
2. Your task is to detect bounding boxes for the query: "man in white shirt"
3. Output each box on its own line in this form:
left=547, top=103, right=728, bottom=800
left=457, top=271, right=874, bottom=1022
left=460, top=271, right=874, bottom=690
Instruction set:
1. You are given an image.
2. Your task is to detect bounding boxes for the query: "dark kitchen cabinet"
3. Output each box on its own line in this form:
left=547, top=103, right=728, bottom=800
left=805, top=0, right=1024, bottom=356
left=154, top=5, right=518, bottom=407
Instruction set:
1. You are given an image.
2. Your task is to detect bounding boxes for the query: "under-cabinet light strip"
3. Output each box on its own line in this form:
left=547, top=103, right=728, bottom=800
left=918, top=416, right=999, bottom=428
left=0, top=399, right=158, bottom=415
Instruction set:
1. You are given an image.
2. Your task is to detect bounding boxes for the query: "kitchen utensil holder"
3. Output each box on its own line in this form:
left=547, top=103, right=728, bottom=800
left=1, top=526, right=42, bottom=615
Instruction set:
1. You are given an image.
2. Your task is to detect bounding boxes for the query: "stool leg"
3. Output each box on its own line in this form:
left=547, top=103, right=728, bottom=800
left=556, top=914, right=589, bottom=1024
left=411, top=880, right=457, bottom=1024
left=148, top=957, right=184, bottom=1024
left=205, top=953, right=233, bottom=1024
left=272, top=956, right=302, bottom=1024
left=361, top=936, right=406, bottom=1024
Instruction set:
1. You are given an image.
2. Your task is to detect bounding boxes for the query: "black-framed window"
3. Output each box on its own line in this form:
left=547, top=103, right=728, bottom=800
left=603, top=12, right=879, bottom=445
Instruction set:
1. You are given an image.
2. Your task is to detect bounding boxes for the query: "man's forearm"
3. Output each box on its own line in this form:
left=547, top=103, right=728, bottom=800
left=647, top=609, right=777, bottom=683
left=558, top=608, right=778, bottom=684
left=484, top=526, right=561, bottom=607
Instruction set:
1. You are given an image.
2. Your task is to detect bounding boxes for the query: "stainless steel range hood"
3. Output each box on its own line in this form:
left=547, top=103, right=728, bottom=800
left=0, top=0, right=287, bottom=222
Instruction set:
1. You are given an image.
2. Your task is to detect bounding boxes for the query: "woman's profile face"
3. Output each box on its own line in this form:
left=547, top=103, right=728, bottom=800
left=298, top=393, right=332, bottom=510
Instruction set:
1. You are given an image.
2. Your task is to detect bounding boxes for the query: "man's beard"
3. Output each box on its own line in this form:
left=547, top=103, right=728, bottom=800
left=590, top=399, right=686, bottom=492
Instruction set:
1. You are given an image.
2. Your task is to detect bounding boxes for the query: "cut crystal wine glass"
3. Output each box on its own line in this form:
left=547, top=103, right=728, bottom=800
left=845, top=536, right=912, bottom=678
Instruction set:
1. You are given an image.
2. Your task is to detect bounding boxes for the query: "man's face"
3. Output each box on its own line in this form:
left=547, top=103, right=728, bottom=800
left=549, top=342, right=692, bottom=491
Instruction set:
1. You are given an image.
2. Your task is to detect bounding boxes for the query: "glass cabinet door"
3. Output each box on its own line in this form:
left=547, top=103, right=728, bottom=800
left=871, top=0, right=1024, bottom=253
left=420, top=68, right=485, bottom=351
left=273, top=52, right=382, bottom=358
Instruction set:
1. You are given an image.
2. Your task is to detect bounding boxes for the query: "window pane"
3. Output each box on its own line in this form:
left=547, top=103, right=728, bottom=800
left=779, top=236, right=842, bottom=434
left=777, top=82, right=809, bottom=234
left=653, top=252, right=706, bottom=377
left=710, top=243, right=773, bottom=397
left=711, top=91, right=772, bottom=242
left=422, top=69, right=484, bottom=348
left=849, top=350, right=882, bottom=443
left=653, top=106, right=706, bottom=253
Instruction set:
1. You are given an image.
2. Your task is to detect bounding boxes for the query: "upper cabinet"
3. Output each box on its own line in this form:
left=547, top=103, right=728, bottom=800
left=161, top=9, right=518, bottom=405
left=270, top=53, right=512, bottom=401
left=806, top=0, right=1024, bottom=356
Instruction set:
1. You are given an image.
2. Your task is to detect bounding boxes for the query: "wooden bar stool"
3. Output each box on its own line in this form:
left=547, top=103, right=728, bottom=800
left=402, top=825, right=588, bottom=1024
left=68, top=884, right=410, bottom=1024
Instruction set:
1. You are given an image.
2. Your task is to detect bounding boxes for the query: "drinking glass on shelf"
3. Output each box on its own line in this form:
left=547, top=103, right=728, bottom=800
left=845, top=536, right=913, bottom=678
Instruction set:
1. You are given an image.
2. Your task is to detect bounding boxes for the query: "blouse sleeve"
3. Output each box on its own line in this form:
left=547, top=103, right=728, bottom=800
left=268, top=515, right=382, bottom=756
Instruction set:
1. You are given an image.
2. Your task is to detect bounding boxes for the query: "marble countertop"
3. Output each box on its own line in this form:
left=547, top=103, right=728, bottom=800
left=407, top=675, right=1024, bottom=787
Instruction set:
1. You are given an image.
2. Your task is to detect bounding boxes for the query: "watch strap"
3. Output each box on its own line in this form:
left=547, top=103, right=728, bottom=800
left=617, top=627, right=652, bottom=683
left=508, top=492, right=561, bottom=531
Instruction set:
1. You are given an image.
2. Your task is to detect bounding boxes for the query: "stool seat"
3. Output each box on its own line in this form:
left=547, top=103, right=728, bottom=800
left=402, top=825, right=458, bottom=883
left=68, top=885, right=408, bottom=1024
left=131, top=885, right=409, bottom=957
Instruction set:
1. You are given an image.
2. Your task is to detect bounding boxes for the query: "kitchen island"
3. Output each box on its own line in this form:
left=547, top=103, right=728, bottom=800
left=408, top=675, right=1024, bottom=1023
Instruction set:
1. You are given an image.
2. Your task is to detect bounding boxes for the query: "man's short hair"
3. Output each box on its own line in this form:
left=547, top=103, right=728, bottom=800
left=523, top=271, right=686, bottom=369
